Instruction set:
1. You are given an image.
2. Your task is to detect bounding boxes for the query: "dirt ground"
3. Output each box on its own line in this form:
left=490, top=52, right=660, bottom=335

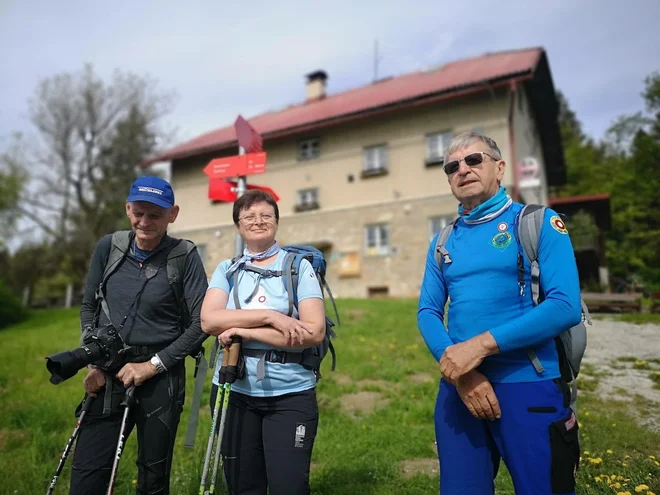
left=580, top=317, right=660, bottom=430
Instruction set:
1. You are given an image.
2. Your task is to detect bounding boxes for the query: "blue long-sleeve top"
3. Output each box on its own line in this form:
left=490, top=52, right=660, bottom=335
left=417, top=202, right=583, bottom=383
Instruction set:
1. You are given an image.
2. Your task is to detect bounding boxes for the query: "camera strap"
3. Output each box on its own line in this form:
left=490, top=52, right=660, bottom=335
left=99, top=261, right=162, bottom=344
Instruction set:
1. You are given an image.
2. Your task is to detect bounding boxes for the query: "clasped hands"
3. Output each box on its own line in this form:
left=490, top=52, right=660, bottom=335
left=219, top=312, right=313, bottom=347
left=440, top=332, right=501, bottom=421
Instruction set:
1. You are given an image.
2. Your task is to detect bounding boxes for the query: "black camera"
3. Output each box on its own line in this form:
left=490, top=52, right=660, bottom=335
left=46, top=324, right=129, bottom=385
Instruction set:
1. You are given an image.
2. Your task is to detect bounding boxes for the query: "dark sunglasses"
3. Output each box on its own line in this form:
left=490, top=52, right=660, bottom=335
left=443, top=151, right=497, bottom=175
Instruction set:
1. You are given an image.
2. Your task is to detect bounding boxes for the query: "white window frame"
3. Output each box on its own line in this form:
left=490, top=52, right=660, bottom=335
left=297, top=188, right=318, bottom=206
left=364, top=223, right=390, bottom=256
left=363, top=144, right=388, bottom=172
left=298, top=138, right=321, bottom=161
left=428, top=215, right=454, bottom=241
left=426, top=131, right=452, bottom=163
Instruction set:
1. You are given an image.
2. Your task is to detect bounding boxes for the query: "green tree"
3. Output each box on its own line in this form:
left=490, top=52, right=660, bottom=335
left=0, top=134, right=28, bottom=244
left=556, top=75, right=660, bottom=289
left=11, top=64, right=176, bottom=282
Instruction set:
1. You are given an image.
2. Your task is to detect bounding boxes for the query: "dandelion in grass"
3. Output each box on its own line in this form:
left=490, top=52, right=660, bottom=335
left=635, top=485, right=649, bottom=493
left=607, top=449, right=614, bottom=454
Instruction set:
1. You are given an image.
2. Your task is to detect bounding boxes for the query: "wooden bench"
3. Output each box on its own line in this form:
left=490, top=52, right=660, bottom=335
left=651, top=292, right=660, bottom=313
left=581, top=292, right=642, bottom=313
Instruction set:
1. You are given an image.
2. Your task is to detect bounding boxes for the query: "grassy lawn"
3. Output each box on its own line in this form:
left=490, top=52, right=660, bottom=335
left=0, top=300, right=659, bottom=494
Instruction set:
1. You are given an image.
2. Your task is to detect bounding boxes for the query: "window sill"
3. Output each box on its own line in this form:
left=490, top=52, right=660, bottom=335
left=294, top=202, right=320, bottom=213
left=361, top=168, right=389, bottom=179
left=364, top=247, right=390, bottom=257
left=425, top=157, right=444, bottom=168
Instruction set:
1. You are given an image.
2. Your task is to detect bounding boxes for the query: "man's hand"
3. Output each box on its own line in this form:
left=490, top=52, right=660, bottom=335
left=116, top=362, right=158, bottom=387
left=268, top=313, right=312, bottom=346
left=83, top=365, right=106, bottom=397
left=455, top=370, right=501, bottom=421
left=440, top=332, right=499, bottom=383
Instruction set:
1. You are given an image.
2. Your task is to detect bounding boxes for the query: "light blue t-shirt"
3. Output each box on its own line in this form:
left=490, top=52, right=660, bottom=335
left=208, top=250, right=324, bottom=397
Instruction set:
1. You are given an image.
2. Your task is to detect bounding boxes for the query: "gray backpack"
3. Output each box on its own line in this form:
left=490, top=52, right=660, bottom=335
left=434, top=205, right=592, bottom=413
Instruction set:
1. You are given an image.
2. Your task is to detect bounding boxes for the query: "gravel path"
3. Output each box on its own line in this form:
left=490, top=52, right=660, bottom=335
left=581, top=317, right=660, bottom=429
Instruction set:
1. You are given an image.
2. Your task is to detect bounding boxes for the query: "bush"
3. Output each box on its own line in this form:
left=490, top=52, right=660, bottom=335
left=0, top=277, right=28, bottom=329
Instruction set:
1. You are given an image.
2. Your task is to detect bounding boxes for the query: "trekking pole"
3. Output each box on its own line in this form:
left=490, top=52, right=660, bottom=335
left=207, top=336, right=242, bottom=495
left=199, top=345, right=228, bottom=495
left=106, top=385, right=136, bottom=495
left=45, top=394, right=93, bottom=495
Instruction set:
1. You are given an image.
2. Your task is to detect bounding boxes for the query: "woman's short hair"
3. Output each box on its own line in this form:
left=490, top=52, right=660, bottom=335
left=232, top=190, right=280, bottom=225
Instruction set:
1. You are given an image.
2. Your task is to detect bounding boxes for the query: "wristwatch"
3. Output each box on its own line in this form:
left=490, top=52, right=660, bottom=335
left=150, top=354, right=167, bottom=373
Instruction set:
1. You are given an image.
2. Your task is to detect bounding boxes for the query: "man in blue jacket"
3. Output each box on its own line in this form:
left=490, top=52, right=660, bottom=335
left=417, top=131, right=583, bottom=494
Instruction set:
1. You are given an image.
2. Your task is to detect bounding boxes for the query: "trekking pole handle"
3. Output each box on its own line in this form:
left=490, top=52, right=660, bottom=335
left=227, top=336, right=242, bottom=367
left=224, top=336, right=242, bottom=384
left=122, top=385, right=137, bottom=408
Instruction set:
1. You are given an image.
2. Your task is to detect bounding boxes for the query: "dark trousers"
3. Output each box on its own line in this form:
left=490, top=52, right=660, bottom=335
left=69, top=364, right=185, bottom=495
left=209, top=385, right=319, bottom=495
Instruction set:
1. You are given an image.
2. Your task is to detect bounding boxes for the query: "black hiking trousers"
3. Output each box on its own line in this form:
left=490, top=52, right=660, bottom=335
left=210, top=385, right=319, bottom=495
left=69, top=363, right=185, bottom=495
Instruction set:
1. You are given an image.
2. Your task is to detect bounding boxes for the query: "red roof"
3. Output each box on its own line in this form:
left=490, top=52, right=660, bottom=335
left=144, top=47, right=544, bottom=166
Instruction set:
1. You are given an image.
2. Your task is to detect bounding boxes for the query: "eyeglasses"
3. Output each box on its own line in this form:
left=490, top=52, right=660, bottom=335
left=443, top=151, right=497, bottom=175
left=239, top=213, right=275, bottom=225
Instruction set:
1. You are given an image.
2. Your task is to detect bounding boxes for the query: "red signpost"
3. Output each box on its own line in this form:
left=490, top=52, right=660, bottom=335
left=208, top=179, right=280, bottom=203
left=202, top=115, right=279, bottom=255
left=203, top=152, right=267, bottom=180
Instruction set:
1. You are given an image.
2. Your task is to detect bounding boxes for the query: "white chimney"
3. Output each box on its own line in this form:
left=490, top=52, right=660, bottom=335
left=305, top=70, right=328, bottom=101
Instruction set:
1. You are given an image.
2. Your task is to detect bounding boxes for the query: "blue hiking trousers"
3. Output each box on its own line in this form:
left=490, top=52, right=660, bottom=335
left=434, top=378, right=580, bottom=494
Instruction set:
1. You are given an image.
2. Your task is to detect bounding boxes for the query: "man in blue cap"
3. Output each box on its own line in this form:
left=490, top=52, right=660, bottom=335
left=69, top=176, right=209, bottom=494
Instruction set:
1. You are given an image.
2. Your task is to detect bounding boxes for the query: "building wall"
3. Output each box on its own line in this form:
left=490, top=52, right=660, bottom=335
left=168, top=89, right=522, bottom=296
left=511, top=85, right=549, bottom=205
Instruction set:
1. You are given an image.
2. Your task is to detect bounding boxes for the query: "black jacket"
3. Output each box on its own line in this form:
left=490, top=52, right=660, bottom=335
left=80, top=232, right=209, bottom=369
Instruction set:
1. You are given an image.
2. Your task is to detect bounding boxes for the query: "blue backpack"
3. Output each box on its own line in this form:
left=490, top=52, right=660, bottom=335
left=224, top=245, right=340, bottom=381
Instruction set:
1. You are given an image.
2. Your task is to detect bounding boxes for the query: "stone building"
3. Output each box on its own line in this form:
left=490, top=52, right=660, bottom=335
left=144, top=47, right=567, bottom=298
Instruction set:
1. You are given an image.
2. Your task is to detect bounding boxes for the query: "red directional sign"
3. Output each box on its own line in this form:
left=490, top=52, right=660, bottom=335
left=208, top=179, right=280, bottom=202
left=244, top=151, right=266, bottom=175
left=203, top=155, right=245, bottom=179
left=203, top=152, right=267, bottom=179
left=235, top=115, right=263, bottom=153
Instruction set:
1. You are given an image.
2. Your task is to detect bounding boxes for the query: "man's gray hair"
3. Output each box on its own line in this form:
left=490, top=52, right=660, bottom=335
left=444, top=131, right=503, bottom=163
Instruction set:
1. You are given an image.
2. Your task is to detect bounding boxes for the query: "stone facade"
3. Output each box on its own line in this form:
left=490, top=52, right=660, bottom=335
left=167, top=86, right=547, bottom=298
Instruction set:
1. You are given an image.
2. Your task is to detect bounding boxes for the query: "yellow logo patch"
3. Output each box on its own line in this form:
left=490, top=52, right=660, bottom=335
left=550, top=215, right=568, bottom=234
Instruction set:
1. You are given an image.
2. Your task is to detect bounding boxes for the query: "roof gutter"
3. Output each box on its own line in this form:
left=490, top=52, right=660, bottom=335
left=142, top=72, right=535, bottom=167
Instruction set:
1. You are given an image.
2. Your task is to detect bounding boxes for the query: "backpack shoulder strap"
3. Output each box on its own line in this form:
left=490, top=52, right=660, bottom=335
left=282, top=251, right=301, bottom=317
left=517, top=204, right=549, bottom=375
left=517, top=204, right=546, bottom=306
left=103, top=231, right=132, bottom=282
left=434, top=219, right=458, bottom=269
left=97, top=231, right=132, bottom=322
left=167, top=238, right=196, bottom=330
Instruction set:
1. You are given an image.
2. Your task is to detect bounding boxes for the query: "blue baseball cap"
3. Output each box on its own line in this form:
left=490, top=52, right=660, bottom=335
left=126, top=176, right=175, bottom=209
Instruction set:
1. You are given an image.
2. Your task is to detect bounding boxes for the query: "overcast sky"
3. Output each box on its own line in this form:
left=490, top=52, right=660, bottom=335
left=1, top=0, right=659, bottom=153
